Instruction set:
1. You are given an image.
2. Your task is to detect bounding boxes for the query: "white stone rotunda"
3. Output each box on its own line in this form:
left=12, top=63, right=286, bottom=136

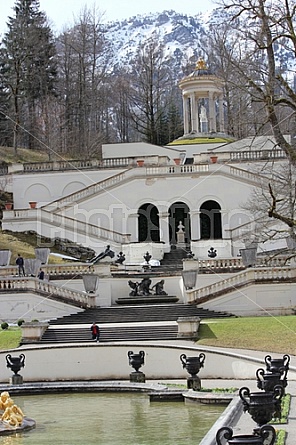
left=178, top=58, right=225, bottom=135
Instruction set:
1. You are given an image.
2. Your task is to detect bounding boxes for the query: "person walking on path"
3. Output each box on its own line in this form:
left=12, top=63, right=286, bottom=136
left=90, top=322, right=100, bottom=342
left=16, top=254, right=25, bottom=276
left=38, top=268, right=45, bottom=280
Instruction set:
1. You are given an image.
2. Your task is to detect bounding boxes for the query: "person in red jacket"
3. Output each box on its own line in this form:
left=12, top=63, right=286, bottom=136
left=90, top=322, right=100, bottom=342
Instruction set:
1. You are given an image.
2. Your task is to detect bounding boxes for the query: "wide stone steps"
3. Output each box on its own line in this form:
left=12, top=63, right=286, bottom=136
left=38, top=303, right=233, bottom=344
left=49, top=304, right=231, bottom=326
left=39, top=324, right=178, bottom=343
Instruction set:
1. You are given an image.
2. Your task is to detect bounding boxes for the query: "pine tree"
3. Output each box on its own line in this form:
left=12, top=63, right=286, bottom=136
left=0, top=0, right=57, bottom=153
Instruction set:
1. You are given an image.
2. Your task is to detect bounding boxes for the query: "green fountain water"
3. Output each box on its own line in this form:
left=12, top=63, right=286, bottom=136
left=0, top=392, right=225, bottom=445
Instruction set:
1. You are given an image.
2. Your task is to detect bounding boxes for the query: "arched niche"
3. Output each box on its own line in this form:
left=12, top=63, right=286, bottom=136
left=62, top=181, right=87, bottom=197
left=138, top=203, right=160, bottom=242
left=24, top=183, right=51, bottom=204
left=169, top=202, right=191, bottom=245
left=200, top=200, right=222, bottom=239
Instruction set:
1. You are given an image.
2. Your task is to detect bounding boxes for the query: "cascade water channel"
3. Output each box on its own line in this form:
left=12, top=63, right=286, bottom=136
left=0, top=392, right=225, bottom=445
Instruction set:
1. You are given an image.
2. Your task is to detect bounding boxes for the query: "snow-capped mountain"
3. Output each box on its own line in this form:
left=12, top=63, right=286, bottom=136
left=104, top=10, right=212, bottom=72
left=102, top=8, right=295, bottom=80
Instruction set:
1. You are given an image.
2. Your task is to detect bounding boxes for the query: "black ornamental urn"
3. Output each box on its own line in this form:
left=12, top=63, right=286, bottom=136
left=256, top=368, right=287, bottom=393
left=265, top=354, right=290, bottom=375
left=128, top=350, right=145, bottom=383
left=216, top=424, right=276, bottom=445
left=6, top=353, right=25, bottom=384
left=180, top=353, right=205, bottom=390
left=239, top=385, right=284, bottom=428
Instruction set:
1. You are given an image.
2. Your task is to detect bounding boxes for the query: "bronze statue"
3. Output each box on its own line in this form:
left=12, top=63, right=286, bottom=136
left=88, top=245, right=115, bottom=264
left=138, top=277, right=152, bottom=296
left=152, top=279, right=167, bottom=296
left=128, top=280, right=139, bottom=296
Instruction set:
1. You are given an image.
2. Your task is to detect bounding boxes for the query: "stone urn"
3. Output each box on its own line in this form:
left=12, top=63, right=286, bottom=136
left=128, top=350, right=145, bottom=372
left=180, top=353, right=205, bottom=377
left=265, top=354, right=290, bottom=375
left=239, top=385, right=284, bottom=427
left=256, top=368, right=287, bottom=392
left=82, top=274, right=99, bottom=294
left=216, top=424, right=276, bottom=445
left=6, top=353, right=25, bottom=375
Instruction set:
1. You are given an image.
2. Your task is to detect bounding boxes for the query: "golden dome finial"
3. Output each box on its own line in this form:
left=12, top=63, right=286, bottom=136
left=195, top=57, right=207, bottom=70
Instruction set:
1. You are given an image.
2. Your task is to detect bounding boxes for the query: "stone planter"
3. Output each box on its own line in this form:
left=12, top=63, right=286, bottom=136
left=177, top=316, right=200, bottom=339
left=0, top=249, right=11, bottom=266
left=210, top=156, right=218, bottom=164
left=240, top=247, right=257, bottom=267
left=35, top=247, right=51, bottom=265
left=181, top=269, right=198, bottom=289
left=4, top=202, right=13, bottom=210
left=82, top=274, right=99, bottom=293
left=21, top=322, right=49, bottom=344
left=24, top=258, right=42, bottom=276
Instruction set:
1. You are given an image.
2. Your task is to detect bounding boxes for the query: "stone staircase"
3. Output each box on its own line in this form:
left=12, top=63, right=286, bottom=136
left=40, top=324, right=179, bottom=343
left=39, top=303, right=233, bottom=344
left=160, top=247, right=189, bottom=270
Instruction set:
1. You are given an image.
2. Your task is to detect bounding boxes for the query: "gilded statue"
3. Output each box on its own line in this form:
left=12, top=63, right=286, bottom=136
left=2, top=404, right=24, bottom=427
left=196, top=57, right=207, bottom=70
left=0, top=392, right=13, bottom=411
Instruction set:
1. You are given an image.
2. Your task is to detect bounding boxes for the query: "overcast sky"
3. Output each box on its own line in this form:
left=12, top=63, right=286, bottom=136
left=1, top=0, right=215, bottom=35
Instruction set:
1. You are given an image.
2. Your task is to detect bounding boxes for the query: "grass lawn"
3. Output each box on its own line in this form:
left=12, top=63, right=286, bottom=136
left=0, top=327, right=22, bottom=350
left=198, top=316, right=296, bottom=355
left=0, top=230, right=70, bottom=265
left=1, top=315, right=296, bottom=353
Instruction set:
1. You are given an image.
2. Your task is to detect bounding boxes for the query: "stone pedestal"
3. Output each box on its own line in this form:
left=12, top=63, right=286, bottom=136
left=130, top=372, right=145, bottom=383
left=187, top=376, right=201, bottom=391
left=177, top=316, right=200, bottom=340
left=21, top=322, right=49, bottom=343
left=9, top=374, right=23, bottom=385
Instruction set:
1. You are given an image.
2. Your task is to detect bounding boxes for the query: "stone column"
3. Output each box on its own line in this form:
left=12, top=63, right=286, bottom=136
left=190, top=210, right=200, bottom=241
left=127, top=212, right=139, bottom=242
left=158, top=211, right=170, bottom=246
left=190, top=94, right=197, bottom=132
left=218, top=94, right=224, bottom=133
left=183, top=95, right=189, bottom=135
left=208, top=92, right=216, bottom=132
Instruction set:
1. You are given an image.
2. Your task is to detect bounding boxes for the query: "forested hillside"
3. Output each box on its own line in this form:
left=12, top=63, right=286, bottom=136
left=0, top=0, right=295, bottom=161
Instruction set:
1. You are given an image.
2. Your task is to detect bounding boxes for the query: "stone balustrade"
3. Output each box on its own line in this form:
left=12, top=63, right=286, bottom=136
left=3, top=208, right=131, bottom=245
left=186, top=266, right=296, bottom=304
left=0, top=256, right=292, bottom=279
left=198, top=257, right=244, bottom=271
left=193, top=149, right=286, bottom=165
left=0, top=148, right=287, bottom=178
left=0, top=277, right=95, bottom=308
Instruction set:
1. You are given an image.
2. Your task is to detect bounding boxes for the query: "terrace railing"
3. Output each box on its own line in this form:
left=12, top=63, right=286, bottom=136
left=0, top=276, right=95, bottom=308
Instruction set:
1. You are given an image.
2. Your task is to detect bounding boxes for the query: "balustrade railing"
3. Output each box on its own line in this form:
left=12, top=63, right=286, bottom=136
left=43, top=170, right=130, bottom=211
left=3, top=208, right=130, bottom=245
left=0, top=277, right=95, bottom=308
left=2, top=146, right=286, bottom=177
left=229, top=149, right=286, bottom=161
left=186, top=266, right=296, bottom=304
left=198, top=257, right=244, bottom=270
left=0, top=255, right=291, bottom=278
